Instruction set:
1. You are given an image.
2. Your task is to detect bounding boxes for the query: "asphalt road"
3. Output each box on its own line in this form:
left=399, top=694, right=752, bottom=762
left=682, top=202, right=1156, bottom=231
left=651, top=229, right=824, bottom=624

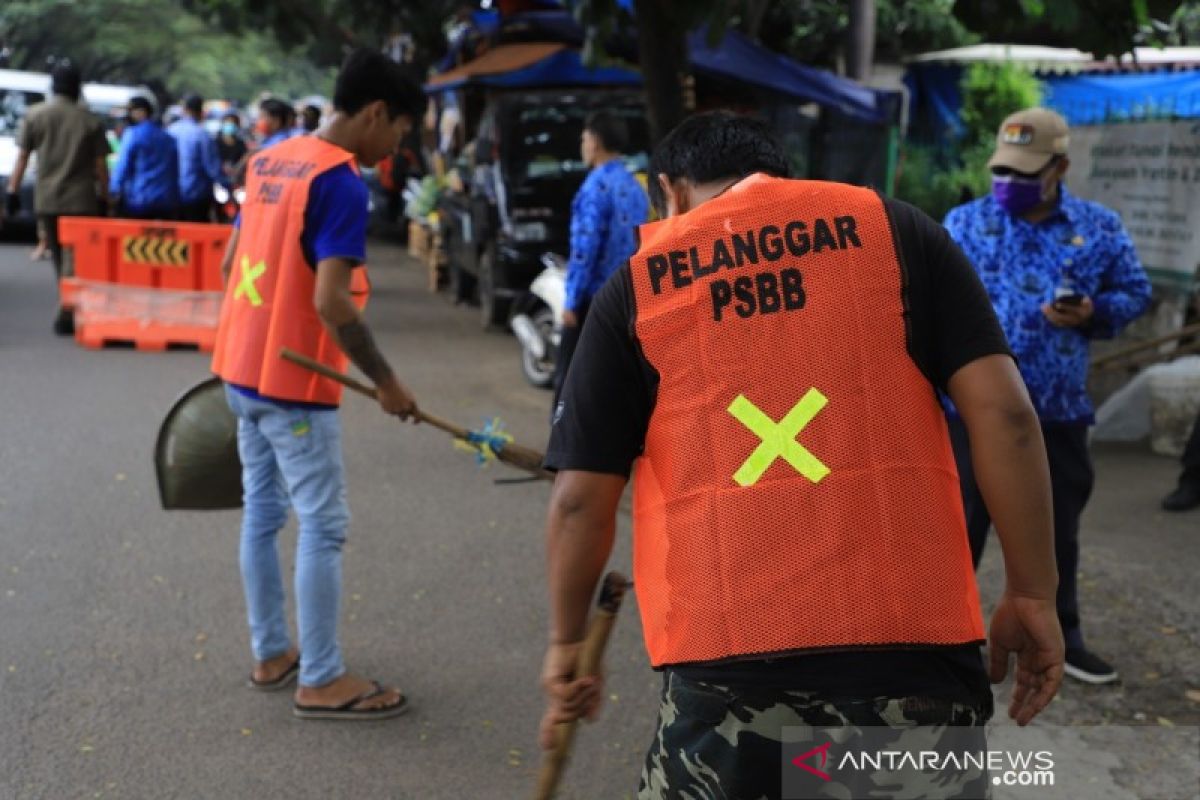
left=0, top=238, right=1196, bottom=800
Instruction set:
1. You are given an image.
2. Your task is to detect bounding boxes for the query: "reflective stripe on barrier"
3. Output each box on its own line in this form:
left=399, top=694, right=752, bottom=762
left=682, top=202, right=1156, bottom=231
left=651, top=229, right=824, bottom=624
left=74, top=282, right=222, bottom=351
left=56, top=217, right=233, bottom=350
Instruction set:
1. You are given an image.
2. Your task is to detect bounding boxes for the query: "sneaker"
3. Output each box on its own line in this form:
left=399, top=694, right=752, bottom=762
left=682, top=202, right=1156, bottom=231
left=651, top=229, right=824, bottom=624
left=1161, top=482, right=1200, bottom=512
left=1064, top=648, right=1119, bottom=685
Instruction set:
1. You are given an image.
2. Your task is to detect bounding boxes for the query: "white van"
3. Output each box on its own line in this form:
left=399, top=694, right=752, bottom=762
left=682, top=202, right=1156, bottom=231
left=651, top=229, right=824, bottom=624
left=0, top=69, right=49, bottom=228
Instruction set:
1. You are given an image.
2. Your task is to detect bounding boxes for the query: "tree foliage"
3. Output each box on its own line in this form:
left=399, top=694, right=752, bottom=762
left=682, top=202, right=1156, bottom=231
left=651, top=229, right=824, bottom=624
left=896, top=63, right=1043, bottom=221
left=181, top=0, right=463, bottom=72
left=0, top=0, right=335, bottom=102
left=749, top=0, right=975, bottom=71
left=952, top=0, right=1182, bottom=58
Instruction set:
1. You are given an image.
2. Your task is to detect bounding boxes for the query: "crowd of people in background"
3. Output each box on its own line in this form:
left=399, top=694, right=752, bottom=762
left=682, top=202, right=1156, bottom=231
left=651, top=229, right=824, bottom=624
left=0, top=59, right=336, bottom=333
left=6, top=59, right=332, bottom=233
left=105, top=93, right=326, bottom=223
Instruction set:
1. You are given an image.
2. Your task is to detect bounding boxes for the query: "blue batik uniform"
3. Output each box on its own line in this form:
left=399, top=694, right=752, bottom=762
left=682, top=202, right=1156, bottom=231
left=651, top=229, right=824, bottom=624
left=944, top=186, right=1151, bottom=423
left=565, top=159, right=649, bottom=312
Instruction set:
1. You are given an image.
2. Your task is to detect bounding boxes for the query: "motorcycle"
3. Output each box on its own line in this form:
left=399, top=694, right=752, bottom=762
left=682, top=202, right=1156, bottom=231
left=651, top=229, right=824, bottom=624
left=509, top=252, right=566, bottom=389
left=213, top=182, right=246, bottom=224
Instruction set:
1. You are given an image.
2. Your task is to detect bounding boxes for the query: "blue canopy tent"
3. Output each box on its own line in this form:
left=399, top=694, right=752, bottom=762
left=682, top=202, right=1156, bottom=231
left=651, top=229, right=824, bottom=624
left=1043, top=71, right=1200, bottom=125
left=428, top=19, right=890, bottom=125
left=424, top=13, right=900, bottom=188
left=427, top=44, right=641, bottom=92
left=687, top=27, right=889, bottom=124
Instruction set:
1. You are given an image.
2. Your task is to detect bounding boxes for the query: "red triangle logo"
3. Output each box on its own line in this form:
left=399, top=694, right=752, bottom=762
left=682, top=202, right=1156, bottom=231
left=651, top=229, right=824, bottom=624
left=791, top=741, right=832, bottom=781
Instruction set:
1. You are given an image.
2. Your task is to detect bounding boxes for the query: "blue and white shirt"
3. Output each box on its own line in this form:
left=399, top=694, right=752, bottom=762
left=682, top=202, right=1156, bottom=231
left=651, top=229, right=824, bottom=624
left=566, top=159, right=649, bottom=311
left=944, top=187, right=1151, bottom=423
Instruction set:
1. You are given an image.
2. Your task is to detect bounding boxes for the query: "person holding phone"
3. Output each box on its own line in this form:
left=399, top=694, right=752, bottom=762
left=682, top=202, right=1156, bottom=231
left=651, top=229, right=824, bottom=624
left=944, top=108, right=1152, bottom=686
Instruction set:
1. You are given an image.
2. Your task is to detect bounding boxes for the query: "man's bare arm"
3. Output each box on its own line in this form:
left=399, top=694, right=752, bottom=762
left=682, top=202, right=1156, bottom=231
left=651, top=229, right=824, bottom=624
left=947, top=353, right=1063, bottom=725
left=313, top=257, right=416, bottom=418
left=545, top=470, right=625, bottom=643
left=6, top=150, right=30, bottom=196
left=313, top=257, right=393, bottom=383
left=219, top=227, right=240, bottom=286
left=947, top=354, right=1056, bottom=597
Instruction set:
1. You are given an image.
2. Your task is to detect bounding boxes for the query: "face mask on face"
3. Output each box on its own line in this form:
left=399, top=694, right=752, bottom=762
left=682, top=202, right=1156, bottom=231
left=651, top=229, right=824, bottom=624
left=221, top=122, right=238, bottom=137
left=991, top=174, right=1044, bottom=215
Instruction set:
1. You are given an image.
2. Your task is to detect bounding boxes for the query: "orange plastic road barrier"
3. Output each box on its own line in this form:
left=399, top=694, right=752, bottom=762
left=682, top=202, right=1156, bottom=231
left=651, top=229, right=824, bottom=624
left=57, top=217, right=233, bottom=351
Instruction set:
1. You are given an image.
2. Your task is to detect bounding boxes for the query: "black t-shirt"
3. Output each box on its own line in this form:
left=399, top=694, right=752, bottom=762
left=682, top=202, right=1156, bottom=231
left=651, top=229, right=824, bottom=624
left=544, top=195, right=1013, bottom=708
left=217, top=136, right=248, bottom=168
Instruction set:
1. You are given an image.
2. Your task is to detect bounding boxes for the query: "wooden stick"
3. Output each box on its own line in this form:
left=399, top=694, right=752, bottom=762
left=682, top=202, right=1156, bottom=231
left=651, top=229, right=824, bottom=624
left=280, top=348, right=552, bottom=479
left=1090, top=321, right=1200, bottom=370
left=535, top=573, right=631, bottom=800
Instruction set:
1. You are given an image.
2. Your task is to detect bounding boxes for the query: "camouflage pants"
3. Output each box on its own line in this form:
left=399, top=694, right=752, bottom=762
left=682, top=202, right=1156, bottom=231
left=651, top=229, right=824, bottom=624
left=637, top=672, right=992, bottom=800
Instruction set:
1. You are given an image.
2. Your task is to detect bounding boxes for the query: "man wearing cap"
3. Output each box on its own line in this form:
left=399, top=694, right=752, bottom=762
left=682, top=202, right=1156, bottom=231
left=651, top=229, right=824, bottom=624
left=945, top=108, right=1151, bottom=685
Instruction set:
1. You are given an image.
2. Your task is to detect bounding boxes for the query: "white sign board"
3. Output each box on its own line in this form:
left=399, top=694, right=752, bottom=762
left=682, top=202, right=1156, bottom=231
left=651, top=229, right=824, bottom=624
left=1067, top=120, right=1200, bottom=292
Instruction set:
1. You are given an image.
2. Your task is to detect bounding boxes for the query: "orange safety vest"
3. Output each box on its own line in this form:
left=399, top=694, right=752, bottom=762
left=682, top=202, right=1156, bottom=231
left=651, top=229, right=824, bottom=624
left=628, top=174, right=985, bottom=668
left=211, top=136, right=369, bottom=405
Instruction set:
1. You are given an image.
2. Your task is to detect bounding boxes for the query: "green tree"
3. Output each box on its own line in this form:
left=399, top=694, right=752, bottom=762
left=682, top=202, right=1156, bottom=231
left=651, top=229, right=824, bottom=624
left=0, top=0, right=335, bottom=102
left=896, top=62, right=1043, bottom=221
left=181, top=0, right=464, bottom=74
left=952, top=0, right=1182, bottom=58
left=755, top=0, right=974, bottom=72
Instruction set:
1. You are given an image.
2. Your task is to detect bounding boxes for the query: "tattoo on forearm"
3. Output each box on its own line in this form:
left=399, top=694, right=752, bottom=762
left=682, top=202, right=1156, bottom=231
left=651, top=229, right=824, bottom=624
left=335, top=318, right=394, bottom=386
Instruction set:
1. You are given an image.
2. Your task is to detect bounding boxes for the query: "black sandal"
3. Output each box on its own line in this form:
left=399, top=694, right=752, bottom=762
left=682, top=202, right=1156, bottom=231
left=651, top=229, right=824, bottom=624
left=247, top=654, right=300, bottom=692
left=293, top=681, right=409, bottom=721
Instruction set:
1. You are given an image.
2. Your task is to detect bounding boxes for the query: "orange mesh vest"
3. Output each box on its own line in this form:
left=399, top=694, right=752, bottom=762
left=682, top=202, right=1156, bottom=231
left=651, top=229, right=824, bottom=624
left=629, top=174, right=984, bottom=667
left=211, top=136, right=369, bottom=405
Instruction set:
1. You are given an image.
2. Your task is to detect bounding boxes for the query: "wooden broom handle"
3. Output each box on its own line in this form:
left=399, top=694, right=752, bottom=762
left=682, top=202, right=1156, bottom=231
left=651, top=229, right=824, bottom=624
left=534, top=573, right=630, bottom=800
left=279, top=348, right=466, bottom=437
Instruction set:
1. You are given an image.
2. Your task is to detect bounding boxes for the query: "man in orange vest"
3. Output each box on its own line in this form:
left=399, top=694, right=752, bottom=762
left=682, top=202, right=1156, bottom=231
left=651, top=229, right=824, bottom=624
left=212, top=50, right=424, bottom=721
left=538, top=112, right=1065, bottom=797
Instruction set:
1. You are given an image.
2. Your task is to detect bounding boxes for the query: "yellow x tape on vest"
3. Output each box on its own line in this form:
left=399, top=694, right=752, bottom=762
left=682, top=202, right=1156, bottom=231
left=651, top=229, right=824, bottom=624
left=234, top=255, right=267, bottom=307
left=728, top=389, right=830, bottom=487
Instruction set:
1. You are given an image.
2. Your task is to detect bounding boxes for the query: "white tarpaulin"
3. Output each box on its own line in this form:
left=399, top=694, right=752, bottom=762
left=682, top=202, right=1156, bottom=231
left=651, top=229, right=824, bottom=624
left=1067, top=120, right=1200, bottom=292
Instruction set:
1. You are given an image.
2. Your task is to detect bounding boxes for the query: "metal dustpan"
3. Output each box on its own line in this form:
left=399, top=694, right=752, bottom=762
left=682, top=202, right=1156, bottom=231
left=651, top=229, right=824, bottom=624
left=155, top=377, right=242, bottom=510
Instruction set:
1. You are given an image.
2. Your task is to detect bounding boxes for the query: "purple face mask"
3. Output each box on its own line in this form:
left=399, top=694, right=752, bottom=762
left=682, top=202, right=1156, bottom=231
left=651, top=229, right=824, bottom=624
left=991, top=175, right=1043, bottom=215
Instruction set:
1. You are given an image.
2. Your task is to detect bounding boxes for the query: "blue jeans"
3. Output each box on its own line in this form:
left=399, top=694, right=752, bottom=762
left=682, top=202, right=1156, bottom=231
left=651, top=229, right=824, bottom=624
left=224, top=386, right=349, bottom=687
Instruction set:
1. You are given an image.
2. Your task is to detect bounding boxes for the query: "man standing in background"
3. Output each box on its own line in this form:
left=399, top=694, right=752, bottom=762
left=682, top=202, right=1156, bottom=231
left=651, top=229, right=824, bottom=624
left=256, top=99, right=297, bottom=149
left=168, top=94, right=222, bottom=222
left=110, top=96, right=179, bottom=220
left=554, top=110, right=648, bottom=406
left=3, top=61, right=109, bottom=335
left=944, top=107, right=1151, bottom=685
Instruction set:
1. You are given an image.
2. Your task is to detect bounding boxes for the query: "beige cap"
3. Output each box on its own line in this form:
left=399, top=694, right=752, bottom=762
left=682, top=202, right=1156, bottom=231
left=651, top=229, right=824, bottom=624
left=987, top=108, right=1069, bottom=174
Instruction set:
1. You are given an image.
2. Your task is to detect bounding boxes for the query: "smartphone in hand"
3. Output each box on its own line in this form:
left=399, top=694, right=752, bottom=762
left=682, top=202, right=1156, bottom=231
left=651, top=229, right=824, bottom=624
left=1053, top=286, right=1084, bottom=310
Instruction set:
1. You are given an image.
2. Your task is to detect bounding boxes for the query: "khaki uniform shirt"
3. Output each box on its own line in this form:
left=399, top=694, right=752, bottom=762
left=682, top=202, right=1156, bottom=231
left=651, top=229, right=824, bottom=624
left=18, top=96, right=107, bottom=215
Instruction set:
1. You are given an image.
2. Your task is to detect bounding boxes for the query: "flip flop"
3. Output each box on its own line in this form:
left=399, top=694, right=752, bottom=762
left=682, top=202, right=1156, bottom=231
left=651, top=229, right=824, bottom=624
left=293, top=681, right=409, bottom=721
left=247, top=654, right=300, bottom=692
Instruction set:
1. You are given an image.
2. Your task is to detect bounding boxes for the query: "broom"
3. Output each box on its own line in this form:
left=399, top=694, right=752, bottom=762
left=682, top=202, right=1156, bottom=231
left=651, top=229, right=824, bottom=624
left=280, top=348, right=552, bottom=480
left=535, top=572, right=632, bottom=800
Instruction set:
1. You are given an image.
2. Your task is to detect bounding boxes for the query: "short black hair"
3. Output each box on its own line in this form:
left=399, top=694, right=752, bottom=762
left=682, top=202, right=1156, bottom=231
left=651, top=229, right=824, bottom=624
left=129, top=96, right=154, bottom=115
left=51, top=62, right=82, bottom=101
left=333, top=48, right=426, bottom=121
left=648, top=111, right=790, bottom=216
left=222, top=111, right=240, bottom=125
left=301, top=104, right=321, bottom=131
left=259, top=98, right=291, bottom=124
left=184, top=94, right=203, bottom=116
left=584, top=110, right=628, bottom=154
